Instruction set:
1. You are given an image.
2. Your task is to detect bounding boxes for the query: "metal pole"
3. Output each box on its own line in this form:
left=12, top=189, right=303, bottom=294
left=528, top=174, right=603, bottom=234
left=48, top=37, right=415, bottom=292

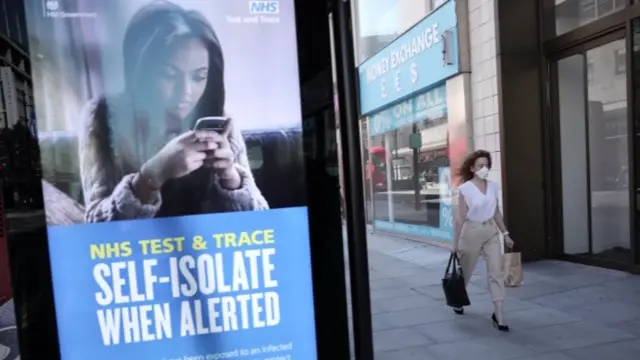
left=330, top=1, right=374, bottom=359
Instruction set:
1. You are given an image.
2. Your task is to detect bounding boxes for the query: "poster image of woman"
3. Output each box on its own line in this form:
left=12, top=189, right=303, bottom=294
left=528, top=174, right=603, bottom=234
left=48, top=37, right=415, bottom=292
left=79, top=1, right=269, bottom=223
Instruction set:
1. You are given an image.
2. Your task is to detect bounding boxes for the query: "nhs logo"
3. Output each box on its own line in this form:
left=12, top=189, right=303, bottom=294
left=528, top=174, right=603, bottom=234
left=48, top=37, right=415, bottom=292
left=249, top=1, right=279, bottom=14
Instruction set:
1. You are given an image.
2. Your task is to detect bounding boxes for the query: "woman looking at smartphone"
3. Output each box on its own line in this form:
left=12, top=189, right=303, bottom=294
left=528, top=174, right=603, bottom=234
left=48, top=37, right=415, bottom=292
left=79, top=1, right=268, bottom=222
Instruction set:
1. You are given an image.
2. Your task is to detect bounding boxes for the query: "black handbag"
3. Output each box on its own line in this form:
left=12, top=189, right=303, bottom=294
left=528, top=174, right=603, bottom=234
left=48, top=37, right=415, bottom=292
left=442, top=253, right=471, bottom=307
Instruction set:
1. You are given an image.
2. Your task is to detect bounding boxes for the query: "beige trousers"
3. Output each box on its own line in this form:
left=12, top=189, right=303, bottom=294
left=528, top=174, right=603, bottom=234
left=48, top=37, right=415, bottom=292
left=458, top=220, right=505, bottom=301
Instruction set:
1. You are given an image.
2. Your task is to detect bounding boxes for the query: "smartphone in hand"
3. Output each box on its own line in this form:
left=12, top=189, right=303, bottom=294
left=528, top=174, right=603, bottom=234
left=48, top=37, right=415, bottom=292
left=193, top=116, right=230, bottom=135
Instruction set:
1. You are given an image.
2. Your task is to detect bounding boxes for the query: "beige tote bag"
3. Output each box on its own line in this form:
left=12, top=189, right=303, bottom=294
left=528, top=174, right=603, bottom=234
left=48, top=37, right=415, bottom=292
left=504, top=250, right=523, bottom=287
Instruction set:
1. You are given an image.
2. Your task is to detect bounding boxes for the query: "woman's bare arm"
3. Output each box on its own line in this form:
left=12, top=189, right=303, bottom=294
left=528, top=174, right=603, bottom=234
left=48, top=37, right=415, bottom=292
left=493, top=206, right=508, bottom=234
left=453, top=192, right=468, bottom=250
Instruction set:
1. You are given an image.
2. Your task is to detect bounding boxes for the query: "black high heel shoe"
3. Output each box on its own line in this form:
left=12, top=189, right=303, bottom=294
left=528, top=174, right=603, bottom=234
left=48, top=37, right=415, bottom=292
left=492, top=313, right=509, bottom=332
left=453, top=307, right=464, bottom=315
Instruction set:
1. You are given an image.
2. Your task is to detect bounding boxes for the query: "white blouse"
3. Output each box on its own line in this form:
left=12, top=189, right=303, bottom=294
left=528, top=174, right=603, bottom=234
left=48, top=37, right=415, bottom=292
left=458, top=180, right=500, bottom=222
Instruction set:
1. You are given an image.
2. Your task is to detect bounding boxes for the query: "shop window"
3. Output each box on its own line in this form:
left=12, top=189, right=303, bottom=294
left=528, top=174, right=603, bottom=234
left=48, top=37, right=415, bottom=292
left=0, top=2, right=7, bottom=38
left=14, top=12, right=23, bottom=45
left=0, top=85, right=4, bottom=113
left=16, top=92, right=25, bottom=118
left=361, top=84, right=453, bottom=241
left=557, top=38, right=631, bottom=262
left=614, top=48, right=626, bottom=75
left=554, top=0, right=625, bottom=37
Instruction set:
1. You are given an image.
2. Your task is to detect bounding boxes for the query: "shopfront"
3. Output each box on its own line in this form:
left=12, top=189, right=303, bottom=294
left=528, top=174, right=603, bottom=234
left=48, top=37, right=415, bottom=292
left=356, top=0, right=470, bottom=243
left=542, top=0, right=640, bottom=270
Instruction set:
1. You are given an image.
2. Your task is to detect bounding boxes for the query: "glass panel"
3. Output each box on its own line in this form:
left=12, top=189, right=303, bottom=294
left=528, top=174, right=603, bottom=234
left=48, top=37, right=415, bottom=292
left=0, top=2, right=7, bottom=39
left=586, top=39, right=631, bottom=262
left=352, top=0, right=448, bottom=64
left=360, top=119, right=374, bottom=224
left=557, top=54, right=590, bottom=255
left=633, top=19, right=640, bottom=264
left=556, top=39, right=631, bottom=262
left=365, top=84, right=452, bottom=241
left=554, top=0, right=625, bottom=36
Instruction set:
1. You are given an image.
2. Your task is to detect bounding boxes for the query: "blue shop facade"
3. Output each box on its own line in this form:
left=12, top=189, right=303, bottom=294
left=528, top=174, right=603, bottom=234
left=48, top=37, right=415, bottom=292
left=356, top=0, right=470, bottom=243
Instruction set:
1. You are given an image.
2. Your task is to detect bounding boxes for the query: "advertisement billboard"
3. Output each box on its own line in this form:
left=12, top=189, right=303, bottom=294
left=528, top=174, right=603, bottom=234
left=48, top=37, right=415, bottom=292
left=23, top=0, right=315, bottom=359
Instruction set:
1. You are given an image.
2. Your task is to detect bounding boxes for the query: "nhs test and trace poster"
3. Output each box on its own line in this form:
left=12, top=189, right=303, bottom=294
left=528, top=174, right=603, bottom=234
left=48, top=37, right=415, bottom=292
left=23, top=0, right=316, bottom=359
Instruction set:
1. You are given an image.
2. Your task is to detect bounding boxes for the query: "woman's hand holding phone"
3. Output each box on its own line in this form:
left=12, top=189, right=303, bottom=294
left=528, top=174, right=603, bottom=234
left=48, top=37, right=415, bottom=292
left=191, top=117, right=241, bottom=189
left=202, top=129, right=242, bottom=190
left=140, top=130, right=216, bottom=187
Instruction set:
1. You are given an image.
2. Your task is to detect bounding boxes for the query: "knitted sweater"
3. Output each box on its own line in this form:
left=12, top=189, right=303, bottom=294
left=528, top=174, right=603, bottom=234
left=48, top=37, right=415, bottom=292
left=78, top=96, right=269, bottom=223
left=0, top=300, right=18, bottom=360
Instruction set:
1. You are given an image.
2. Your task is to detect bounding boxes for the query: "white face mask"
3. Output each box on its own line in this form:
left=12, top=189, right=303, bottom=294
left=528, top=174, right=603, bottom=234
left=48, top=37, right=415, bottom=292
left=475, top=166, right=490, bottom=180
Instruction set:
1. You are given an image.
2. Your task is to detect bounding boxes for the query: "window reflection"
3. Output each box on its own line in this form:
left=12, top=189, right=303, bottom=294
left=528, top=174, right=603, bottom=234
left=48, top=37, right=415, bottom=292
left=352, top=0, right=449, bottom=64
left=361, top=84, right=452, bottom=241
left=554, top=0, right=625, bottom=36
left=557, top=38, right=630, bottom=262
left=587, top=39, right=630, bottom=261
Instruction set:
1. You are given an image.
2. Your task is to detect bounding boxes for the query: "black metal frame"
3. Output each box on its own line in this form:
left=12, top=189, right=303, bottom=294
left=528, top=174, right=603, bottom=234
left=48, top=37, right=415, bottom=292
left=542, top=0, right=640, bottom=271
left=625, top=16, right=639, bottom=267
left=330, top=1, right=375, bottom=359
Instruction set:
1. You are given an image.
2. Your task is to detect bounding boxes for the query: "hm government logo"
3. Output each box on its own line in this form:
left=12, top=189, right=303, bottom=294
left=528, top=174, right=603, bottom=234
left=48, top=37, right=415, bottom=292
left=45, top=0, right=59, bottom=11
left=44, top=0, right=97, bottom=18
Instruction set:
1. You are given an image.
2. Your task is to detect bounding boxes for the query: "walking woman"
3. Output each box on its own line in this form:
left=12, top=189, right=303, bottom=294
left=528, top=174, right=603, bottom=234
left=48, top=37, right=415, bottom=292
left=452, top=150, right=514, bottom=331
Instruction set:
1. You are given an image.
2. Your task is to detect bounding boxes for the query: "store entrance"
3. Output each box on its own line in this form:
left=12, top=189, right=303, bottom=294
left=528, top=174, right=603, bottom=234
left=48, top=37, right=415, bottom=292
left=549, top=31, right=635, bottom=267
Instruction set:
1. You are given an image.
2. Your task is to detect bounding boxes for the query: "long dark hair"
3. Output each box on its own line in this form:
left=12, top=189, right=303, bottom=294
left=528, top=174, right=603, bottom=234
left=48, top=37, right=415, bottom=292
left=120, top=1, right=226, bottom=216
left=122, top=0, right=225, bottom=122
left=457, top=150, right=492, bottom=182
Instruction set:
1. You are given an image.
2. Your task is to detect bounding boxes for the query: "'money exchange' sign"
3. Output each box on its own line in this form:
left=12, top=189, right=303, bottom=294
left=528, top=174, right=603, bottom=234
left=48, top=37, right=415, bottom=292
left=357, top=0, right=459, bottom=115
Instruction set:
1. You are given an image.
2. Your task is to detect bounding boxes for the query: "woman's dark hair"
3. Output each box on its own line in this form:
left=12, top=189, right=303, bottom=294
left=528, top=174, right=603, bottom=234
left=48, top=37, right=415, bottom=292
left=458, top=150, right=492, bottom=182
left=122, top=0, right=225, bottom=121
left=119, top=1, right=225, bottom=216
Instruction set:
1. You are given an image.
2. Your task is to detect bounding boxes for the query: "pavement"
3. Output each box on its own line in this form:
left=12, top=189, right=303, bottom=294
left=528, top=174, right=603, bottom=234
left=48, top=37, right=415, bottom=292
left=347, top=229, right=640, bottom=360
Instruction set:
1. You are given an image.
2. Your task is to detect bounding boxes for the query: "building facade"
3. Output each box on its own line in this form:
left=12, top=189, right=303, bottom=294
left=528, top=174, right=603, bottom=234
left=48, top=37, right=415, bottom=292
left=351, top=0, right=640, bottom=272
left=352, top=0, right=496, bottom=246
left=0, top=0, right=41, bottom=209
left=1, top=0, right=32, bottom=129
left=0, top=0, right=35, bottom=304
left=540, top=0, right=638, bottom=271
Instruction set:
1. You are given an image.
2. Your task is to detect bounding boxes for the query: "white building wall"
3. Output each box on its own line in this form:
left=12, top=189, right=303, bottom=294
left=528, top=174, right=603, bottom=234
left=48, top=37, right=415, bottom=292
left=468, top=0, right=502, bottom=198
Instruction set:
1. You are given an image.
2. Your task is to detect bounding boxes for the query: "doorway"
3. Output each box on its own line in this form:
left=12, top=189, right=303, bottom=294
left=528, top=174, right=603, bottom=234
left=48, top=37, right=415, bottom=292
left=550, top=32, right=634, bottom=266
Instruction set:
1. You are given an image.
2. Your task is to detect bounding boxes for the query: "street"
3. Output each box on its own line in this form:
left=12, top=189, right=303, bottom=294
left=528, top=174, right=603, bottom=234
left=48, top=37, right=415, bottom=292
left=347, top=230, right=640, bottom=359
